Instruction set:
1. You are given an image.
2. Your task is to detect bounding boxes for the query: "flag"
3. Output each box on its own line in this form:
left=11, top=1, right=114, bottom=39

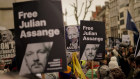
left=126, top=11, right=139, bottom=33
left=72, top=52, right=86, bottom=79
left=126, top=11, right=139, bottom=45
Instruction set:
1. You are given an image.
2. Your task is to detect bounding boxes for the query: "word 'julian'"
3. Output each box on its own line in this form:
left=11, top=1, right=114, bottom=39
left=18, top=11, right=47, bottom=28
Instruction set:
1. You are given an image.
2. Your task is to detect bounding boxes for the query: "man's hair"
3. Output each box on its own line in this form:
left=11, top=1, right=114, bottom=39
left=128, top=54, right=135, bottom=63
left=110, top=68, right=126, bottom=79
left=0, top=30, right=13, bottom=42
left=66, top=26, right=79, bottom=33
left=135, top=56, right=140, bottom=66
left=66, top=26, right=79, bottom=38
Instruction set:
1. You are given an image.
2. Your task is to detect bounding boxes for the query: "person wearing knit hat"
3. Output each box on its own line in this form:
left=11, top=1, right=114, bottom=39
left=109, top=56, right=119, bottom=69
left=97, top=65, right=113, bottom=79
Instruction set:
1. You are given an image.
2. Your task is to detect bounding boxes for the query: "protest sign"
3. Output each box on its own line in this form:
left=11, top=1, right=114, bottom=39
left=80, top=21, right=105, bottom=61
left=0, top=29, right=15, bottom=65
left=65, top=25, right=80, bottom=52
left=13, top=1, right=66, bottom=75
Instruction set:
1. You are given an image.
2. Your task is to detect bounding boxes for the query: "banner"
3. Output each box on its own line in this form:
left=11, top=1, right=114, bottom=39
left=0, top=29, right=15, bottom=65
left=80, top=21, right=105, bottom=61
left=135, top=35, right=140, bottom=57
left=122, top=35, right=130, bottom=46
left=13, top=1, right=66, bottom=75
left=65, top=25, right=80, bottom=52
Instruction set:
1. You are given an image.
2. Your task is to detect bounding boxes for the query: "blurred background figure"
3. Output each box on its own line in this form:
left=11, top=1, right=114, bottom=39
left=0, top=60, right=5, bottom=74
left=109, top=56, right=119, bottom=69
left=110, top=68, right=126, bottom=79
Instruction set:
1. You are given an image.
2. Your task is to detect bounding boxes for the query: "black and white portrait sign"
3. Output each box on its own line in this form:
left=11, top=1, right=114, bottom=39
left=80, top=21, right=105, bottom=61
left=122, top=35, right=130, bottom=45
left=135, top=35, right=140, bottom=57
left=65, top=25, right=80, bottom=52
left=13, top=1, right=66, bottom=75
left=0, top=29, right=15, bottom=65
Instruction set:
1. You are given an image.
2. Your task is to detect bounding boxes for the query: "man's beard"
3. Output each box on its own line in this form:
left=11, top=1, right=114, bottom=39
left=29, top=62, right=45, bottom=73
left=87, top=53, right=95, bottom=60
left=88, top=55, right=95, bottom=58
left=31, top=62, right=43, bottom=68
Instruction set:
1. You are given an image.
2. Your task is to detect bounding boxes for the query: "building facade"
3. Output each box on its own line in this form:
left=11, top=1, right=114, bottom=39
left=91, top=6, right=102, bottom=21
left=0, top=0, right=31, bottom=29
left=109, top=0, right=119, bottom=38
left=92, top=0, right=140, bottom=47
left=0, top=0, right=14, bottom=29
left=134, top=0, right=140, bottom=31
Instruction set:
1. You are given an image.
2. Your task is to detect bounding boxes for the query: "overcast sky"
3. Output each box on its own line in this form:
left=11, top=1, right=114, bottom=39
left=61, top=0, right=109, bottom=25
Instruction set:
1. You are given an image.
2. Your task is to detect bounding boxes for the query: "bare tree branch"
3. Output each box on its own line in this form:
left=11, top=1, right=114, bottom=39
left=78, top=2, right=84, bottom=17
left=83, top=0, right=93, bottom=20
left=70, top=0, right=93, bottom=25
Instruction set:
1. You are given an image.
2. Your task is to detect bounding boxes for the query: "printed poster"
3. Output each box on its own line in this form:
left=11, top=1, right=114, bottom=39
left=65, top=25, right=80, bottom=52
left=13, top=1, right=66, bottom=75
left=0, top=29, right=15, bottom=65
left=122, top=35, right=130, bottom=45
left=80, top=21, right=105, bottom=61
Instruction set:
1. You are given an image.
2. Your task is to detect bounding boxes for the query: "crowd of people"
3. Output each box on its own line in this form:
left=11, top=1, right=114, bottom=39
left=0, top=46, right=140, bottom=79
left=59, top=45, right=140, bottom=79
left=0, top=29, right=140, bottom=79
left=83, top=45, right=140, bottom=79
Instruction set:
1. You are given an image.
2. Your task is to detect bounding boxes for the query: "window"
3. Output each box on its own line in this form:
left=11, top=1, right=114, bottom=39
left=138, top=8, right=140, bottom=16
left=123, top=31, right=128, bottom=35
left=120, top=12, right=124, bottom=18
left=135, top=7, right=140, bottom=17
left=120, top=19, right=124, bottom=25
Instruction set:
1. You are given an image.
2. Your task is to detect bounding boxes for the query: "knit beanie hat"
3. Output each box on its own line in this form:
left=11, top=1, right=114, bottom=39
left=109, top=56, right=119, bottom=69
left=98, top=65, right=110, bottom=77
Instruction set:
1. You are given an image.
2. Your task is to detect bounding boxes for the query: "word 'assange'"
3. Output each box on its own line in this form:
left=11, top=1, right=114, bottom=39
left=20, top=29, right=60, bottom=38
